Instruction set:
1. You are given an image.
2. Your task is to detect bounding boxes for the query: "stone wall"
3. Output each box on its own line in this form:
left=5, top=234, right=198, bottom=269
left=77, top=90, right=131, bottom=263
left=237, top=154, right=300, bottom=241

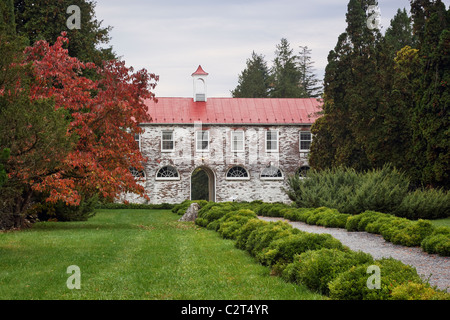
left=121, top=123, right=311, bottom=204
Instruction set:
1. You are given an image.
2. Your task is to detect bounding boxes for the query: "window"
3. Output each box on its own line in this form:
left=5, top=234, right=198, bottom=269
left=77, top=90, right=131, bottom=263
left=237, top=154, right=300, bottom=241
left=196, top=130, right=209, bottom=152
left=161, top=131, right=174, bottom=151
left=226, top=166, right=249, bottom=180
left=297, top=166, right=310, bottom=178
left=300, top=131, right=312, bottom=151
left=261, top=166, right=283, bottom=180
left=266, top=131, right=278, bottom=152
left=134, top=133, right=141, bottom=151
left=231, top=131, right=244, bottom=152
left=156, top=166, right=180, bottom=180
left=130, top=167, right=145, bottom=178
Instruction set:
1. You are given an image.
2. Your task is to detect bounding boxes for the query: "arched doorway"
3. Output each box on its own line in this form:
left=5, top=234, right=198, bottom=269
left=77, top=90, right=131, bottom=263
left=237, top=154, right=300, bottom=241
left=191, top=166, right=215, bottom=202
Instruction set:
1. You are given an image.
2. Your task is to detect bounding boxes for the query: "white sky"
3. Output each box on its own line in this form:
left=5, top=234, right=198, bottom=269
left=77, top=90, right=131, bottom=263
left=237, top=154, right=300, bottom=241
left=94, top=0, right=418, bottom=98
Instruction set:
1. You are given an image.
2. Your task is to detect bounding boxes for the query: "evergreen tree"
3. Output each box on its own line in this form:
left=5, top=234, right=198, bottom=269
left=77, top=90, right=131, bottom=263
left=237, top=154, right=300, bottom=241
left=231, top=51, right=270, bottom=98
left=298, top=45, right=323, bottom=98
left=409, top=0, right=449, bottom=188
left=269, top=38, right=308, bottom=98
left=0, top=0, right=16, bottom=36
left=385, top=8, right=415, bottom=55
left=310, top=0, right=382, bottom=171
left=14, top=0, right=115, bottom=66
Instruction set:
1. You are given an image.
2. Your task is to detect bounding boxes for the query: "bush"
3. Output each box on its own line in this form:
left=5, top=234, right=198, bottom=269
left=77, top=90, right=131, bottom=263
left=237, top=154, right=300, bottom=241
left=100, top=202, right=174, bottom=210
left=171, top=199, right=209, bottom=215
left=390, top=219, right=435, bottom=247
left=390, top=282, right=450, bottom=300
left=195, top=202, right=236, bottom=227
left=216, top=209, right=258, bottom=239
left=245, top=221, right=294, bottom=259
left=394, top=189, right=450, bottom=219
left=421, top=227, right=450, bottom=256
left=235, top=218, right=268, bottom=250
left=285, top=164, right=449, bottom=219
left=261, top=232, right=345, bottom=267
left=328, top=258, right=424, bottom=300
left=37, top=194, right=99, bottom=222
left=284, top=248, right=374, bottom=295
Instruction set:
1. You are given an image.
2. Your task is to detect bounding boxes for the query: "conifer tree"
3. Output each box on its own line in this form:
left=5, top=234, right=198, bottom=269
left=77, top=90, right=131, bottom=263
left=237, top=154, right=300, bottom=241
left=269, top=38, right=307, bottom=98
left=231, top=51, right=270, bottom=98
left=298, top=45, right=322, bottom=98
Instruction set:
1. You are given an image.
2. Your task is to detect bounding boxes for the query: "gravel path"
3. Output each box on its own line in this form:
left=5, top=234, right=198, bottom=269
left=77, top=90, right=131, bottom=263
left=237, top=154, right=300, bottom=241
left=259, top=216, right=450, bottom=292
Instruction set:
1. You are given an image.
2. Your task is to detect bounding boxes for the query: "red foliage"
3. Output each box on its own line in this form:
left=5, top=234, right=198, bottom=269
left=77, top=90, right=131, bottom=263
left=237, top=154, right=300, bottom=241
left=21, top=32, right=158, bottom=205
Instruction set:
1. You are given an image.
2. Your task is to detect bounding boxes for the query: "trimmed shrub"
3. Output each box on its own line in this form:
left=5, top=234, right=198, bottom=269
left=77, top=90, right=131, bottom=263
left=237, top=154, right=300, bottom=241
left=421, top=227, right=450, bottom=256
left=235, top=218, right=268, bottom=250
left=245, top=221, right=294, bottom=259
left=328, top=258, right=424, bottom=300
left=261, top=232, right=346, bottom=267
left=284, top=248, right=374, bottom=295
left=390, top=282, right=450, bottom=300
left=171, top=199, right=209, bottom=215
left=217, top=209, right=258, bottom=239
left=38, top=194, right=99, bottom=222
left=390, top=219, right=435, bottom=247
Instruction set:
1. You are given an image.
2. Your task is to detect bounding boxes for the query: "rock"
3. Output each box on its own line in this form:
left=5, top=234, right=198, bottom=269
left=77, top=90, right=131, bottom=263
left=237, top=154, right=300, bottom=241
left=178, top=202, right=200, bottom=222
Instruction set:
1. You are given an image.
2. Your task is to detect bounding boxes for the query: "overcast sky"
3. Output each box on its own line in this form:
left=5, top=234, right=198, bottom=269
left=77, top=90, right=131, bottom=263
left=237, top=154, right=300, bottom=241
left=94, top=0, right=421, bottom=98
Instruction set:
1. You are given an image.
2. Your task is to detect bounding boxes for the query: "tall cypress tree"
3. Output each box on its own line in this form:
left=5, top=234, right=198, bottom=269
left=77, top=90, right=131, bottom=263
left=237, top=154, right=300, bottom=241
left=409, top=0, right=449, bottom=188
left=310, top=0, right=382, bottom=171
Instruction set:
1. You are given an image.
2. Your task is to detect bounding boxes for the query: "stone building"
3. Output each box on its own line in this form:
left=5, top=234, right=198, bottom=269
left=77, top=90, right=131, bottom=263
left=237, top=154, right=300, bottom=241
left=123, top=66, right=322, bottom=204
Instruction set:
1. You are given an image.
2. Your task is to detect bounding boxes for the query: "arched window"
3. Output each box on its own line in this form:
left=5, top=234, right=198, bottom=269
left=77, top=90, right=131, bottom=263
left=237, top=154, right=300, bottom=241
left=297, top=166, right=310, bottom=178
left=156, top=166, right=180, bottom=180
left=130, top=167, right=145, bottom=179
left=226, top=166, right=250, bottom=180
left=260, top=166, right=283, bottom=180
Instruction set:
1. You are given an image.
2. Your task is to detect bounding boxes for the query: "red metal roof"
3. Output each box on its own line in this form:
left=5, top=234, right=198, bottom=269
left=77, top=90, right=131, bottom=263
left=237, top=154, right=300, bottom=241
left=191, top=65, right=209, bottom=76
left=144, top=97, right=322, bottom=124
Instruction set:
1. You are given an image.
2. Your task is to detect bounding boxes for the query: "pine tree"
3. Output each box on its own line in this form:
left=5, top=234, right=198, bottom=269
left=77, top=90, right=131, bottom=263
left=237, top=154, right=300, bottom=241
left=269, top=38, right=307, bottom=98
left=298, top=45, right=322, bottom=98
left=231, top=51, right=270, bottom=98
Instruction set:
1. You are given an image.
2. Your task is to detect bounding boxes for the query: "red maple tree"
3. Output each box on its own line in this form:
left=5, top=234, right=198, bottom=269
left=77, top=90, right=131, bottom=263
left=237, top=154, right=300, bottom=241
left=16, top=32, right=158, bottom=205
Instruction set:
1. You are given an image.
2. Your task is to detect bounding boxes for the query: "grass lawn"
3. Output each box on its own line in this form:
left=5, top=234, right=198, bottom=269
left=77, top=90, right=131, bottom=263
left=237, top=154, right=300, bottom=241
left=0, top=209, right=323, bottom=300
left=430, top=217, right=450, bottom=228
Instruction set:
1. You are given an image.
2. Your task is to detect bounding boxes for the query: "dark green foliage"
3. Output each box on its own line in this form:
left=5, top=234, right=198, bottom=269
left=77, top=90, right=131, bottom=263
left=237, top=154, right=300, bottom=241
left=420, top=227, right=450, bottom=256
left=328, top=258, right=424, bottom=300
left=309, top=0, right=449, bottom=190
left=285, top=165, right=449, bottom=218
left=283, top=248, right=374, bottom=295
left=231, top=51, right=270, bottom=98
left=37, top=194, right=99, bottom=221
left=14, top=0, right=116, bottom=66
left=100, top=202, right=175, bottom=210
left=171, top=199, right=209, bottom=215
left=188, top=200, right=446, bottom=298
left=261, top=232, right=345, bottom=267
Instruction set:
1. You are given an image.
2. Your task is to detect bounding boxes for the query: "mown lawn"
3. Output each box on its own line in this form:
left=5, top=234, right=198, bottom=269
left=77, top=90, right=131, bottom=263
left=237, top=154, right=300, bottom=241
left=0, top=209, right=323, bottom=300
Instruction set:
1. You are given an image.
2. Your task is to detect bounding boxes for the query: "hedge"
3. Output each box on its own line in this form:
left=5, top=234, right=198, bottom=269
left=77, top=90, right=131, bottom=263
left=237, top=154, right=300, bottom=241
left=256, top=204, right=450, bottom=257
left=188, top=201, right=449, bottom=300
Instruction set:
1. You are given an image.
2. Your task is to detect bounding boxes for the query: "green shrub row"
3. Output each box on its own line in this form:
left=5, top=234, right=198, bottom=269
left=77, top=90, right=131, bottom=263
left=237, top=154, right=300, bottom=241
left=285, top=165, right=450, bottom=219
left=192, top=202, right=449, bottom=300
left=256, top=204, right=450, bottom=257
left=99, top=202, right=175, bottom=210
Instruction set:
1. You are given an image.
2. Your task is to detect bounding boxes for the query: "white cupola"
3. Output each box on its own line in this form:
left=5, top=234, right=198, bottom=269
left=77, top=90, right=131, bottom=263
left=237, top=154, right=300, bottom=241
left=192, top=65, right=208, bottom=102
